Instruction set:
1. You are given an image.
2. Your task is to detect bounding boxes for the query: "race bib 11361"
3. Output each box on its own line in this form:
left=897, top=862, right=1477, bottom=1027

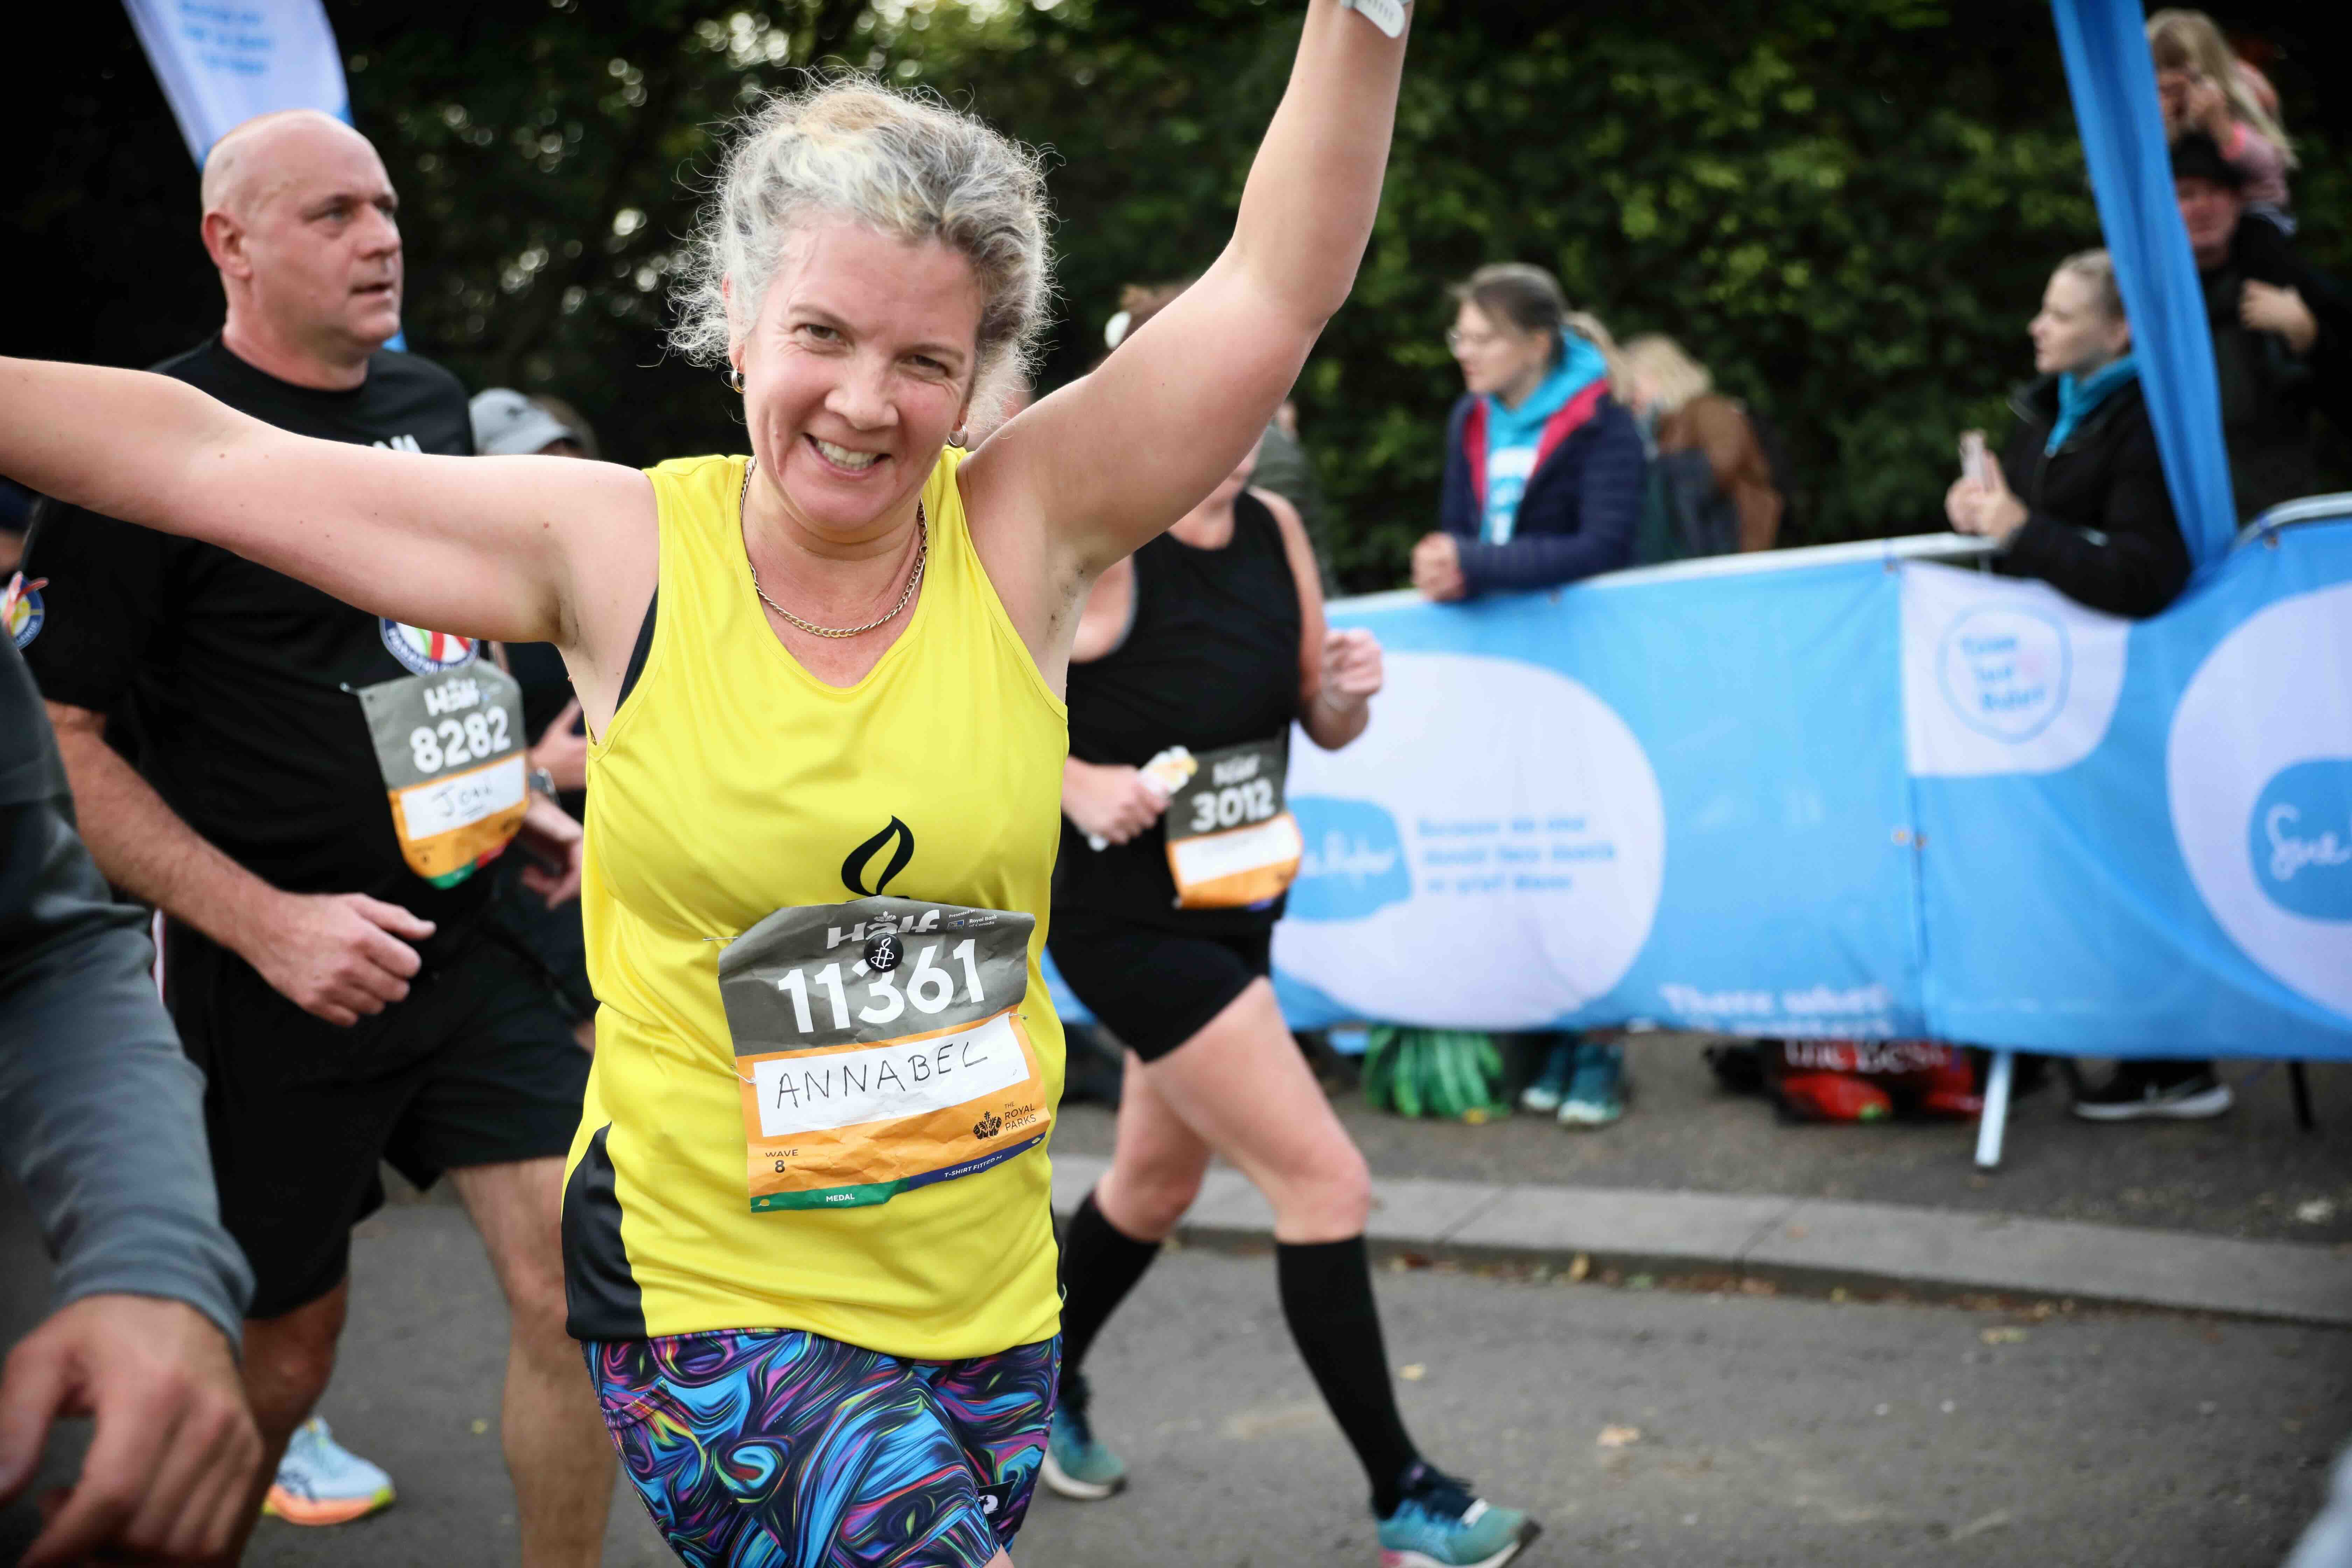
left=717, top=896, right=1053, bottom=1212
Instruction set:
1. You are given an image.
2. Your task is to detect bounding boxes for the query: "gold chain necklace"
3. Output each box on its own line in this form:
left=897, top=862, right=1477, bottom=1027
left=741, top=458, right=928, bottom=640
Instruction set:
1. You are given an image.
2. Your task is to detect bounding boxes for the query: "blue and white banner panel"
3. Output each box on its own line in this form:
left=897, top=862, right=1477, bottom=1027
left=123, top=0, right=350, bottom=164
left=1267, top=513, right=2352, bottom=1061
left=1274, top=549, right=1929, bottom=1042
left=1908, top=514, right=2352, bottom=1057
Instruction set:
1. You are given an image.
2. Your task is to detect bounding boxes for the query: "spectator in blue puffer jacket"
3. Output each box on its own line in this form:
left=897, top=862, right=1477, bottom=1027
left=1410, top=263, right=1646, bottom=602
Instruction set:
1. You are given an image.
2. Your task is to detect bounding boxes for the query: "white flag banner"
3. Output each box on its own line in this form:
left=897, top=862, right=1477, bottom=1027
left=122, top=0, right=350, bottom=164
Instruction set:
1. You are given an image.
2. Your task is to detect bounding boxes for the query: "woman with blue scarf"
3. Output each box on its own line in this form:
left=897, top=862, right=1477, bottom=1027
left=1946, top=249, right=2192, bottom=618
left=1413, top=264, right=1646, bottom=1129
left=1949, top=251, right=2218, bottom=1126
left=1410, top=264, right=1645, bottom=603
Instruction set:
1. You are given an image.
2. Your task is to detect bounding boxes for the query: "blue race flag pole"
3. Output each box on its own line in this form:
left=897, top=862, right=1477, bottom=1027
left=2049, top=0, right=2239, bottom=567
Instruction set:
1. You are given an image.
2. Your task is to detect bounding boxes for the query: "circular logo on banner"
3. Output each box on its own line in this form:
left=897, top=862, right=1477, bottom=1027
left=2170, top=581, right=2352, bottom=1018
left=1938, top=606, right=2071, bottom=742
left=379, top=618, right=480, bottom=675
left=1275, top=652, right=1665, bottom=1027
left=4, top=576, right=46, bottom=650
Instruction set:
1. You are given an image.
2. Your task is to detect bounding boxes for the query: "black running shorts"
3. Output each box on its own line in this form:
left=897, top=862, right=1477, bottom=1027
left=165, top=919, right=591, bottom=1319
left=1046, top=909, right=1272, bottom=1062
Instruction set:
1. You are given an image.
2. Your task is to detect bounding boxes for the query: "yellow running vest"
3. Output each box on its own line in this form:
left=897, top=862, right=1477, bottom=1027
left=563, top=448, right=1068, bottom=1359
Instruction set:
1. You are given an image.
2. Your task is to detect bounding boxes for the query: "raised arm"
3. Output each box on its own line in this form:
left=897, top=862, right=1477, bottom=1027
left=0, top=360, right=653, bottom=703
left=965, top=0, right=1406, bottom=574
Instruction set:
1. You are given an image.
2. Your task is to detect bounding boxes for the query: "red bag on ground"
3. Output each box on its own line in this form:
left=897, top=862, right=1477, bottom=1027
left=1765, top=1039, right=1981, bottom=1122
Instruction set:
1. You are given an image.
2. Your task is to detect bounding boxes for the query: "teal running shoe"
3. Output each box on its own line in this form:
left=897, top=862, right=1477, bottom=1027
left=1041, top=1374, right=1127, bottom=1500
left=1377, top=1462, right=1538, bottom=1568
left=1558, top=1040, right=1627, bottom=1129
left=263, top=1417, right=395, bottom=1526
left=1517, top=1038, right=1577, bottom=1114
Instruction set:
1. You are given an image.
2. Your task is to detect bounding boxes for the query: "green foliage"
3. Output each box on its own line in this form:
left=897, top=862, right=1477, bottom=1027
left=33, top=0, right=2335, bottom=584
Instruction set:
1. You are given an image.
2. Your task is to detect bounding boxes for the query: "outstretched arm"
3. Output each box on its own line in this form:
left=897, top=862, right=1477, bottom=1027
left=0, top=360, right=651, bottom=668
left=967, top=0, right=1406, bottom=575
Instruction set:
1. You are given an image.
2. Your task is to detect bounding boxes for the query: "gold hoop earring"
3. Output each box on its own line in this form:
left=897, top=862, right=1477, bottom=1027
left=726, top=367, right=745, bottom=394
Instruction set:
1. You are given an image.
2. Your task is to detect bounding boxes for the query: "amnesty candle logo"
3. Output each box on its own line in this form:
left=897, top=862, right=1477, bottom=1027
left=841, top=817, right=915, bottom=897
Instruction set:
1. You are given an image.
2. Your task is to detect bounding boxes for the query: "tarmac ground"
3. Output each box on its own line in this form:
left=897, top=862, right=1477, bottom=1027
left=4, top=1198, right=2347, bottom=1567
left=1054, top=1039, right=2352, bottom=1246
left=3, top=1037, right=2347, bottom=1564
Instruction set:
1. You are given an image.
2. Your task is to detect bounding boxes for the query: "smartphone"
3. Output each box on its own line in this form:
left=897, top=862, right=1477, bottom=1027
left=1958, top=431, right=1990, bottom=487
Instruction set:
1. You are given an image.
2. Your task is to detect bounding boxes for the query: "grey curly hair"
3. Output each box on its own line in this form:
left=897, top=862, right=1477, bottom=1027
left=669, top=77, right=1053, bottom=414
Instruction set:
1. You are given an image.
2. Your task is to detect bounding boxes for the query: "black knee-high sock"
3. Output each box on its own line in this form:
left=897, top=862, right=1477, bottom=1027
left=1276, top=1236, right=1421, bottom=1515
left=1056, top=1191, right=1162, bottom=1394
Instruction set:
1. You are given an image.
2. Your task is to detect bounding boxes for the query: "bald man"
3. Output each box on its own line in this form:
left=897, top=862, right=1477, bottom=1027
left=18, top=111, right=614, bottom=1564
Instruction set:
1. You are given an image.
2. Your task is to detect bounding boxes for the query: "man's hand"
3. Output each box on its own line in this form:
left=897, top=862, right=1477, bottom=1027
left=1062, top=759, right=1170, bottom=848
left=528, top=698, right=590, bottom=795
left=516, top=794, right=584, bottom=908
left=1316, top=628, right=1384, bottom=714
left=0, top=1296, right=261, bottom=1566
left=2242, top=281, right=2318, bottom=355
left=238, top=889, right=434, bottom=1027
left=1945, top=434, right=2029, bottom=546
left=1410, top=533, right=1468, bottom=601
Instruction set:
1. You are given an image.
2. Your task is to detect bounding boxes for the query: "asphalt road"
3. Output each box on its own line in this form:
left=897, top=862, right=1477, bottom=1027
left=5, top=1200, right=2344, bottom=1567
left=1057, top=1038, right=2352, bottom=1246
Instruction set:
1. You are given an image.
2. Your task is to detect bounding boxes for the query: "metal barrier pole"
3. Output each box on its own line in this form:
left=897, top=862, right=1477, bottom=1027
left=1974, top=1049, right=2016, bottom=1170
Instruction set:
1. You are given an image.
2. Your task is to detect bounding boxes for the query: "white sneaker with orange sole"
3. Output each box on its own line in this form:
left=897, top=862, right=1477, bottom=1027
left=263, top=1418, right=395, bottom=1526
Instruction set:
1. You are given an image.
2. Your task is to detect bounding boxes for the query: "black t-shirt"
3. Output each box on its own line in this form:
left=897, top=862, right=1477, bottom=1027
left=20, top=336, right=495, bottom=927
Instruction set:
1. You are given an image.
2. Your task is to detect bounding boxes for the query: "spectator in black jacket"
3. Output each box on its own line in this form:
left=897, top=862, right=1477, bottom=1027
left=1948, top=250, right=2227, bottom=1124
left=1947, top=249, right=2192, bottom=619
left=1410, top=264, right=1645, bottom=602
left=2173, top=131, right=2352, bottom=519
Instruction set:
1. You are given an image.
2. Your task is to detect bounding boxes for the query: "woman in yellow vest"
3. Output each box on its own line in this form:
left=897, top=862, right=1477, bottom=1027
left=0, top=7, right=1411, bottom=1562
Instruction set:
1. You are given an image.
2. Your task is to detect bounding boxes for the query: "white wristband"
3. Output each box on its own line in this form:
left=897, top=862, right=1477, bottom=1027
left=1340, top=0, right=1408, bottom=38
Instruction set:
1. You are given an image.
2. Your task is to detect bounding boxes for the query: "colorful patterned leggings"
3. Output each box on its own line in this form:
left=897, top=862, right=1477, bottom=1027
left=586, top=1329, right=1060, bottom=1567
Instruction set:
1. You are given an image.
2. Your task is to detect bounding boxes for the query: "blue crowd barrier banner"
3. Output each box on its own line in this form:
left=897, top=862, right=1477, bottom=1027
left=1254, top=514, right=2352, bottom=1062
left=123, top=0, right=351, bottom=166
left=2050, top=0, right=2239, bottom=566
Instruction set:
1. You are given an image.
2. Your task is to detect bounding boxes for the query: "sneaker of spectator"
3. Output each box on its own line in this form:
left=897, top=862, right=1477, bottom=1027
left=2071, top=1061, right=2234, bottom=1122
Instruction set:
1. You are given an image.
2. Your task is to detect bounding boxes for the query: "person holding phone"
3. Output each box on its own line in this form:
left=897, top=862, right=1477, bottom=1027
left=1946, top=249, right=2191, bottom=619
left=1946, top=249, right=2218, bottom=1122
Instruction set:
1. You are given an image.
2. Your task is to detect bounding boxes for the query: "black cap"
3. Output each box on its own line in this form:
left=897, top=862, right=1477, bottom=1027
left=2170, top=131, right=2247, bottom=191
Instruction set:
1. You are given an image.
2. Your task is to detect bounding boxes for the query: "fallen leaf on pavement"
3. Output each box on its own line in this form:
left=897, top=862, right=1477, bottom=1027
left=1597, top=1424, right=1642, bottom=1448
left=1981, top=1327, right=2028, bottom=1345
left=1399, top=1364, right=1426, bottom=1381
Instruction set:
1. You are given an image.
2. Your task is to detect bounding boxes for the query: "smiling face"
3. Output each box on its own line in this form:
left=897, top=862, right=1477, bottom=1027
left=1450, top=302, right=1554, bottom=405
left=734, top=219, right=985, bottom=540
left=2029, top=267, right=2130, bottom=379
left=205, top=114, right=404, bottom=362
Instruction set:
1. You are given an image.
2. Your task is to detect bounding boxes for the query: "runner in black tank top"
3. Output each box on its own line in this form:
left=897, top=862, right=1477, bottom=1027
left=1055, top=484, right=1302, bottom=939
left=1045, top=431, right=1541, bottom=1567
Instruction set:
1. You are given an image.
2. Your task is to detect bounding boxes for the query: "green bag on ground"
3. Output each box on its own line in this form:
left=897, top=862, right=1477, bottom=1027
left=1362, top=1027, right=1511, bottom=1122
